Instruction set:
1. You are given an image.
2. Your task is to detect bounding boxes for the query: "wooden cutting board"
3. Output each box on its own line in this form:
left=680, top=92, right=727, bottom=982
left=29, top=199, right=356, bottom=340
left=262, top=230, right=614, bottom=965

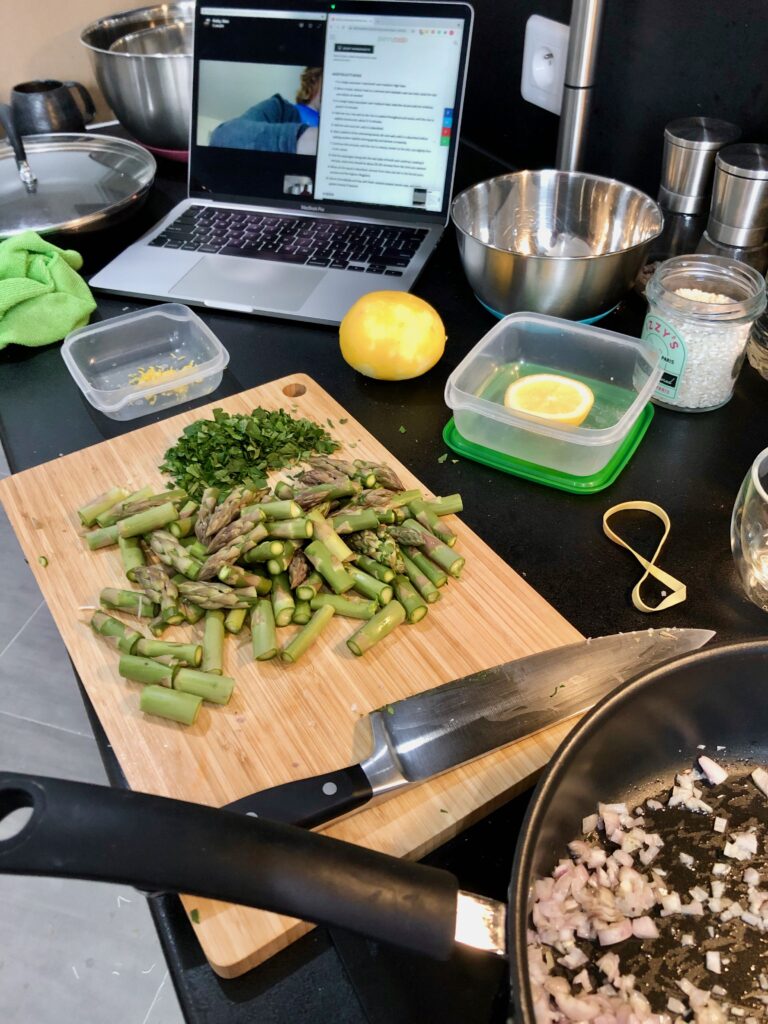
left=0, top=373, right=582, bottom=977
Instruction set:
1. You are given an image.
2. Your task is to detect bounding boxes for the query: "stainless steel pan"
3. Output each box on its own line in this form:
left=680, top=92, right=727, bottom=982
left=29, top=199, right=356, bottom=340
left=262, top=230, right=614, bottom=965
left=1, top=641, right=767, bottom=1019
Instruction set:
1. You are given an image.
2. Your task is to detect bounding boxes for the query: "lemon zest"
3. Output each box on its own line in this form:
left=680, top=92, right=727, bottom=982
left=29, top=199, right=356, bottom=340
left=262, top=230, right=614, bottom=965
left=128, top=361, right=198, bottom=406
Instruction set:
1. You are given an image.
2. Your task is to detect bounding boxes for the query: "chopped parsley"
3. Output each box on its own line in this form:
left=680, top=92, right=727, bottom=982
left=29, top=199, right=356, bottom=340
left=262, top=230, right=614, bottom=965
left=160, top=406, right=339, bottom=500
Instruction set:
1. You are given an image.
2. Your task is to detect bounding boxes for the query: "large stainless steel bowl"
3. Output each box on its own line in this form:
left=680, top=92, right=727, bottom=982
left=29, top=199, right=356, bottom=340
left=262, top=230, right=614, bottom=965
left=451, top=170, right=664, bottom=321
left=81, top=2, right=193, bottom=152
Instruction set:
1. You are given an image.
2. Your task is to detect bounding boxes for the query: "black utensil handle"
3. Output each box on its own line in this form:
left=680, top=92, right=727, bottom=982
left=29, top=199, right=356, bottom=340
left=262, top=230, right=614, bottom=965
left=225, top=763, right=373, bottom=827
left=63, top=81, right=96, bottom=123
left=0, top=773, right=458, bottom=960
left=0, top=103, right=28, bottom=166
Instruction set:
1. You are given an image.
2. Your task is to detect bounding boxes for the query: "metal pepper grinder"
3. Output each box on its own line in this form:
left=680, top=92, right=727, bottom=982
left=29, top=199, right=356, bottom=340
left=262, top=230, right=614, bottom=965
left=651, top=117, right=741, bottom=261
left=697, top=143, right=768, bottom=274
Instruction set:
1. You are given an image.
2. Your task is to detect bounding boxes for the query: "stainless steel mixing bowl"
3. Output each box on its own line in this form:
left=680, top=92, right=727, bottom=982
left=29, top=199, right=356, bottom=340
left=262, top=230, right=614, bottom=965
left=451, top=170, right=664, bottom=321
left=81, top=2, right=193, bottom=152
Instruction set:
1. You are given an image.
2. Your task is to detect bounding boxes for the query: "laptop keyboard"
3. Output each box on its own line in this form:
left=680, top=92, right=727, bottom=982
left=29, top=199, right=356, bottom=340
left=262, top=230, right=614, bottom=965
left=148, top=205, right=429, bottom=276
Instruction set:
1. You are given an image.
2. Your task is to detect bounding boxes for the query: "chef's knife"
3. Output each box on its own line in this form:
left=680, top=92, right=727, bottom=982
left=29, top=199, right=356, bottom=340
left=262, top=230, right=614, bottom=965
left=225, top=628, right=714, bottom=827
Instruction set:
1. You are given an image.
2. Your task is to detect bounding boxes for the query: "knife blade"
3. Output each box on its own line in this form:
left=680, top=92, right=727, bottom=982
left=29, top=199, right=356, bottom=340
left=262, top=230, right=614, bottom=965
left=225, top=627, right=714, bottom=827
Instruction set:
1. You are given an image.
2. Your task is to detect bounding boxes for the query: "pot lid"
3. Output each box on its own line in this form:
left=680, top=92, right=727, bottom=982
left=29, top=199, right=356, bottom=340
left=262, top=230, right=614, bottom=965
left=716, top=143, right=768, bottom=181
left=0, top=133, right=156, bottom=237
left=664, top=117, right=741, bottom=151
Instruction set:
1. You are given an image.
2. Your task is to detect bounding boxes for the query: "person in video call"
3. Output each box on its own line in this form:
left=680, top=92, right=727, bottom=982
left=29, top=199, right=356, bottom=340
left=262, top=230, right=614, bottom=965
left=210, top=67, right=322, bottom=154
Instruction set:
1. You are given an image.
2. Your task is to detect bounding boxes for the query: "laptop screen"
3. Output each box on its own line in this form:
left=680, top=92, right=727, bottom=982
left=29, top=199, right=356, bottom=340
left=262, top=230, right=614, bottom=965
left=190, top=1, right=472, bottom=220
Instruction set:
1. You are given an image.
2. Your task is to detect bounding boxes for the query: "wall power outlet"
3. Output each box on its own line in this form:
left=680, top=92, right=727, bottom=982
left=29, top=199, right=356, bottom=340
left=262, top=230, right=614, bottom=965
left=520, top=14, right=570, bottom=115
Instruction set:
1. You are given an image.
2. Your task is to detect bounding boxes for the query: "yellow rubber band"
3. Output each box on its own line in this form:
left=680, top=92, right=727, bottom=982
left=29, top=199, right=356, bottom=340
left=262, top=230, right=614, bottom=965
left=602, top=501, right=686, bottom=613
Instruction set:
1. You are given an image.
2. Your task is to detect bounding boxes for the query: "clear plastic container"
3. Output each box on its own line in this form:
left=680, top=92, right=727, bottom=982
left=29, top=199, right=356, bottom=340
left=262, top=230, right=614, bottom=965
left=444, top=313, right=662, bottom=477
left=61, top=303, right=229, bottom=420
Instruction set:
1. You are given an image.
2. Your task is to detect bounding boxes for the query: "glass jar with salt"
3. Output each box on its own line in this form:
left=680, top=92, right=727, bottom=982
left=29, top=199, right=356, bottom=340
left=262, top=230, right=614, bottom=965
left=642, top=254, right=766, bottom=411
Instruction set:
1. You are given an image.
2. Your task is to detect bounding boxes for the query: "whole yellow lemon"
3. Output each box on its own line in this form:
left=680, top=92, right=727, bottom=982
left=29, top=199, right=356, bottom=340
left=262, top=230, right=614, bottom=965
left=339, top=291, right=446, bottom=380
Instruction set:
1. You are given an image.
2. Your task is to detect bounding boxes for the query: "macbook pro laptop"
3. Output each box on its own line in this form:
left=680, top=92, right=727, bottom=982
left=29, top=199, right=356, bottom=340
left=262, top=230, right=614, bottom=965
left=90, top=0, right=473, bottom=324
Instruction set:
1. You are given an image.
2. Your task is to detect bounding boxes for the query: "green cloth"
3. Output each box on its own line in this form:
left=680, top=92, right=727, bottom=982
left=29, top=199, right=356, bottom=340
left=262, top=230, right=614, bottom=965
left=0, top=231, right=96, bottom=350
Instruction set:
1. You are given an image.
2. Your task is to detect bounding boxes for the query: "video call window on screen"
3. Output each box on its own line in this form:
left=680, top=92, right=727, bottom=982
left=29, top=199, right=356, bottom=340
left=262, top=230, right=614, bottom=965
left=197, top=62, right=323, bottom=156
left=195, top=6, right=465, bottom=211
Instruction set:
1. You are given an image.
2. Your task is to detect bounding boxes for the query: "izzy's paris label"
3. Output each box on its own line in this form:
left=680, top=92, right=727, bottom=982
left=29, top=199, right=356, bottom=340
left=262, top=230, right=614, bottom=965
left=641, top=314, right=687, bottom=400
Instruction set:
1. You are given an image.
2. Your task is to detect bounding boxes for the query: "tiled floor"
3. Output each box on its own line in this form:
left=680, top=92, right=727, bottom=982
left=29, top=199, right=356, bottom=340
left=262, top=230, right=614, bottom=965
left=0, top=446, right=185, bottom=1023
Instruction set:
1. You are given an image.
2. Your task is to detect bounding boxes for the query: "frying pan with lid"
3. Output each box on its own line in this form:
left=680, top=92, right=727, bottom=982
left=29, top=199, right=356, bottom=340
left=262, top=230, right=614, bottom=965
left=0, top=641, right=767, bottom=1019
left=0, top=103, right=156, bottom=237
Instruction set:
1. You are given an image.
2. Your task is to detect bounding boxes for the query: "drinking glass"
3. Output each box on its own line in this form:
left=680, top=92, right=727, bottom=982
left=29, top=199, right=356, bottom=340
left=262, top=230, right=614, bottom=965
left=731, top=446, right=768, bottom=609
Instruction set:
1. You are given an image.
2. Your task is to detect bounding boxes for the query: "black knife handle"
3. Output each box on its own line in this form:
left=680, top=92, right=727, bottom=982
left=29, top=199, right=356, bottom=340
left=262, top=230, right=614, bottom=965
left=0, top=773, right=458, bottom=960
left=224, top=764, right=373, bottom=827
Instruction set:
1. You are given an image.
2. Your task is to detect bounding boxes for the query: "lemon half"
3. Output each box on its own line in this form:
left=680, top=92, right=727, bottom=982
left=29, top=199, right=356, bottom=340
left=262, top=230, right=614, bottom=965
left=503, top=373, right=595, bottom=427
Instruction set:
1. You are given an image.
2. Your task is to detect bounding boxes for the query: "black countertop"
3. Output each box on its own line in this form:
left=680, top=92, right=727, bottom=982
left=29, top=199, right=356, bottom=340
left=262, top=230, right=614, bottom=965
left=2, top=140, right=768, bottom=1023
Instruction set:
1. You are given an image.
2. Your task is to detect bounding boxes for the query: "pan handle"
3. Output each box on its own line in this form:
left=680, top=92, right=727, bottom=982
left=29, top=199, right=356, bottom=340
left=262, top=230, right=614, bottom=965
left=0, top=772, right=459, bottom=960
left=0, top=104, right=37, bottom=193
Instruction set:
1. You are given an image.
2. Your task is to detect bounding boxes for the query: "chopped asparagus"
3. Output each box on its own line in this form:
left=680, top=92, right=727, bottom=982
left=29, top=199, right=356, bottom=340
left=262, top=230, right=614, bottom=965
left=134, top=639, right=202, bottom=666
left=177, top=580, right=253, bottom=610
left=408, top=497, right=456, bottom=547
left=78, top=486, right=130, bottom=527
left=118, top=535, right=145, bottom=581
left=224, top=607, right=248, bottom=635
left=331, top=509, right=380, bottom=534
left=310, top=593, right=377, bottom=619
left=270, top=572, right=295, bottom=626
left=173, top=666, right=234, bottom=705
left=295, top=571, right=323, bottom=602
left=401, top=552, right=441, bottom=604
left=169, top=516, right=196, bottom=538
left=403, top=546, right=448, bottom=588
left=307, top=509, right=354, bottom=562
left=266, top=518, right=314, bottom=540
left=117, top=502, right=179, bottom=539
left=118, top=653, right=174, bottom=687
left=346, top=601, right=405, bottom=657
left=287, top=548, right=311, bottom=590
left=90, top=611, right=143, bottom=655
left=242, top=540, right=285, bottom=564
left=202, top=610, right=225, bottom=675
left=393, top=521, right=464, bottom=578
left=281, top=604, right=335, bottom=663
left=85, top=524, right=120, bottom=550
left=352, top=554, right=395, bottom=583
left=347, top=566, right=393, bottom=606
left=94, top=486, right=155, bottom=527
left=291, top=598, right=312, bottom=625
left=258, top=499, right=302, bottom=520
left=392, top=575, right=428, bottom=624
left=251, top=598, right=278, bottom=660
left=141, top=684, right=202, bottom=725
left=195, top=487, right=220, bottom=542
left=97, top=488, right=184, bottom=527
left=218, top=564, right=271, bottom=592
left=100, top=588, right=157, bottom=619
left=266, top=540, right=299, bottom=576
left=294, top=480, right=361, bottom=510
left=304, top=539, right=355, bottom=594
left=424, top=494, right=463, bottom=517
left=273, top=482, right=295, bottom=501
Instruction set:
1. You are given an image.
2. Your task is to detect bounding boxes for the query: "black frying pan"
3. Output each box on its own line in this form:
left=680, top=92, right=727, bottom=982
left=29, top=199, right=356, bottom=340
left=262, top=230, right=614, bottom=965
left=1, top=640, right=767, bottom=1021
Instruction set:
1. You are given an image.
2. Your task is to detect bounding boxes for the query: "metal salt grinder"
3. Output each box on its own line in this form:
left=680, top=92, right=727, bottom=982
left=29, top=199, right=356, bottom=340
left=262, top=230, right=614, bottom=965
left=652, top=117, right=741, bottom=260
left=698, top=143, right=768, bottom=273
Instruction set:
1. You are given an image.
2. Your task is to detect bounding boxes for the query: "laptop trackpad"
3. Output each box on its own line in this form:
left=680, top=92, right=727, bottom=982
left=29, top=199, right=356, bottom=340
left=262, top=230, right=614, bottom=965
left=169, top=255, right=325, bottom=311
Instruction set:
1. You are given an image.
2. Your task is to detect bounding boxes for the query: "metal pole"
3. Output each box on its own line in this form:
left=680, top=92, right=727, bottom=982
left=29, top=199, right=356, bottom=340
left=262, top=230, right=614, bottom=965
left=556, top=0, right=604, bottom=171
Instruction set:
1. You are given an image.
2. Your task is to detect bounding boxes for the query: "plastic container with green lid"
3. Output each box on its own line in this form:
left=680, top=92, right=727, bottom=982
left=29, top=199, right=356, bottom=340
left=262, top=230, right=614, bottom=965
left=444, top=313, right=662, bottom=480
